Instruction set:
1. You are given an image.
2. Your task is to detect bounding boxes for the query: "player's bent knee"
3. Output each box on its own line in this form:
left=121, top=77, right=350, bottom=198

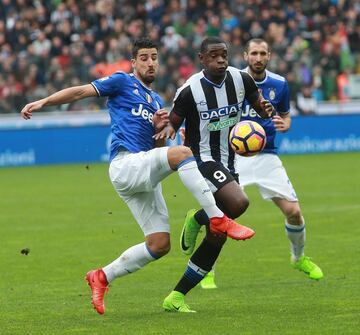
left=167, top=146, right=194, bottom=170
left=226, top=197, right=249, bottom=219
left=176, top=146, right=193, bottom=162
left=146, top=232, right=171, bottom=257
left=238, top=197, right=250, bottom=215
left=147, top=240, right=171, bottom=257
left=286, top=206, right=303, bottom=225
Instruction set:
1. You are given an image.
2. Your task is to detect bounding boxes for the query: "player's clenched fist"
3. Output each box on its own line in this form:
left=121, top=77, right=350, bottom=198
left=152, top=108, right=169, bottom=132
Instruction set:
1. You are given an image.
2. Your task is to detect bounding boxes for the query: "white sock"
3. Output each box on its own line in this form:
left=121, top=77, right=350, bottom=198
left=177, top=158, right=223, bottom=218
left=102, top=242, right=157, bottom=283
left=285, top=219, right=306, bottom=261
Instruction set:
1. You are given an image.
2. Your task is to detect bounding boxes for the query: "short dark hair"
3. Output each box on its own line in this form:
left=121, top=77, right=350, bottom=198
left=244, top=38, right=270, bottom=52
left=200, top=37, right=227, bottom=54
left=132, top=37, right=158, bottom=58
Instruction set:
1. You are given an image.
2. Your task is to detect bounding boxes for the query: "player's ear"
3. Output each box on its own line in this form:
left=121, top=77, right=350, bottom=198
left=131, top=58, right=136, bottom=70
left=198, top=52, right=204, bottom=64
left=243, top=52, right=248, bottom=61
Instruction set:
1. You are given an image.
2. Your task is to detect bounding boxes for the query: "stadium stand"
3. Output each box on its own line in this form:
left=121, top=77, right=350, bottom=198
left=0, top=0, right=359, bottom=113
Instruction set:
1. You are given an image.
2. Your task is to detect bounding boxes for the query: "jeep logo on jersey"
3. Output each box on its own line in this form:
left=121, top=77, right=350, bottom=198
left=131, top=104, right=153, bottom=123
left=200, top=103, right=242, bottom=120
left=242, top=105, right=260, bottom=118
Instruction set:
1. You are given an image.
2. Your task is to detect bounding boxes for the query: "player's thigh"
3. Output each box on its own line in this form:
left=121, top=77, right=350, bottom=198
left=256, top=154, right=298, bottom=201
left=148, top=147, right=174, bottom=186
left=109, top=148, right=172, bottom=195
left=124, top=183, right=170, bottom=236
left=199, top=161, right=248, bottom=218
left=235, top=155, right=257, bottom=187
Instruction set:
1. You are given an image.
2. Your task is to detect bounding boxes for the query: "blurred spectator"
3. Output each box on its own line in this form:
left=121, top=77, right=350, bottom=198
left=221, top=7, right=239, bottom=32
left=174, top=13, right=193, bottom=38
left=161, top=26, right=183, bottom=52
left=32, top=31, right=51, bottom=56
left=178, top=55, right=195, bottom=81
left=0, top=0, right=360, bottom=113
left=296, top=86, right=318, bottom=115
left=337, top=68, right=351, bottom=102
left=206, top=15, right=221, bottom=37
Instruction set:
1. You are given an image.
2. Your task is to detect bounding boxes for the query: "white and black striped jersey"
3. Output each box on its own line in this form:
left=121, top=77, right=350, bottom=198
left=172, top=66, right=259, bottom=174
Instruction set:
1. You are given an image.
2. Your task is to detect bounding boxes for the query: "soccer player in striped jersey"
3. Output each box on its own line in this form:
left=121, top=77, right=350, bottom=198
left=20, top=37, right=255, bottom=315
left=155, top=37, right=274, bottom=311
left=200, top=38, right=323, bottom=288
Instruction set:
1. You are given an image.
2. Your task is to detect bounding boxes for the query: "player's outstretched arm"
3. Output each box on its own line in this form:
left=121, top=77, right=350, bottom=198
left=20, top=84, right=97, bottom=120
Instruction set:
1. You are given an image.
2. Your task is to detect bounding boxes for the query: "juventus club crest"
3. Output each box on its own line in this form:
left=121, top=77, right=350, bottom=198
left=269, top=88, right=276, bottom=100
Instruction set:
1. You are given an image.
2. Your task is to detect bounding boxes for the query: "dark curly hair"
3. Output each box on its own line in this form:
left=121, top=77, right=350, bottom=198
left=132, top=37, right=158, bottom=58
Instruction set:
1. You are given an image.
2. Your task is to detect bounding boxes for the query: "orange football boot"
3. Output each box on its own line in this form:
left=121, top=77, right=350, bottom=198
left=85, top=269, right=109, bottom=315
left=209, top=215, right=255, bottom=240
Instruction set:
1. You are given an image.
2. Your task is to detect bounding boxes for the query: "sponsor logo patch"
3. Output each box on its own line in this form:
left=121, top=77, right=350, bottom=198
left=200, top=103, right=242, bottom=120
left=207, top=117, right=239, bottom=131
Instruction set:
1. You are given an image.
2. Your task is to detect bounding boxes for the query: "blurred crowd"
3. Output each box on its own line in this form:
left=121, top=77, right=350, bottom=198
left=0, top=0, right=360, bottom=114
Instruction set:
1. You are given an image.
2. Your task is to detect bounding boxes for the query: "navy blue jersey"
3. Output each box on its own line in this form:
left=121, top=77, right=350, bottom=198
left=92, top=72, right=163, bottom=161
left=241, top=68, right=290, bottom=154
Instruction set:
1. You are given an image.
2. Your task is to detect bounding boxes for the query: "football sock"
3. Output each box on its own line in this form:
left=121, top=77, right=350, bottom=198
left=174, top=238, right=222, bottom=294
left=177, top=158, right=223, bottom=218
left=194, top=209, right=210, bottom=226
left=285, top=220, right=306, bottom=261
left=102, top=242, right=158, bottom=283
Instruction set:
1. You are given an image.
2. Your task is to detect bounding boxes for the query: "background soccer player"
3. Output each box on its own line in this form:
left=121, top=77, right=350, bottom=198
left=154, top=37, right=274, bottom=310
left=200, top=38, right=323, bottom=288
left=20, top=37, right=254, bottom=315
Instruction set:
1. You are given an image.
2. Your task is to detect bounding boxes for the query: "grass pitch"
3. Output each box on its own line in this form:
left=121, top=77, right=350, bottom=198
left=1, top=152, right=359, bottom=334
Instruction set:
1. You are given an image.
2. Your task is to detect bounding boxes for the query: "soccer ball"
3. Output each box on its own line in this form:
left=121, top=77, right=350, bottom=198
left=229, top=121, right=266, bottom=157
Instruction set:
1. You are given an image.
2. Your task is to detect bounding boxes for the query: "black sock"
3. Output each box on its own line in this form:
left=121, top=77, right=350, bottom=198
left=174, top=239, right=222, bottom=295
left=194, top=209, right=209, bottom=226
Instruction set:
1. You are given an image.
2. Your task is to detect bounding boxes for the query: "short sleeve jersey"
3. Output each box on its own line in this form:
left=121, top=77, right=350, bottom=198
left=241, top=68, right=290, bottom=154
left=92, top=72, right=163, bottom=161
left=172, top=66, right=259, bottom=173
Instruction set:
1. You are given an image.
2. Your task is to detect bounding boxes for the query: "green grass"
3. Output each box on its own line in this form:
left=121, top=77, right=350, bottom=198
left=1, top=152, right=359, bottom=334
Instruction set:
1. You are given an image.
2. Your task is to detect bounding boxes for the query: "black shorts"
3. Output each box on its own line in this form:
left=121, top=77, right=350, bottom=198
left=198, top=161, right=239, bottom=192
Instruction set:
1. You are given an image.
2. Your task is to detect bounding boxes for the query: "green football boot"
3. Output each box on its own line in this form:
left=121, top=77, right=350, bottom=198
left=292, top=255, right=324, bottom=280
left=163, top=291, right=196, bottom=313
left=180, top=209, right=201, bottom=255
left=200, top=271, right=217, bottom=289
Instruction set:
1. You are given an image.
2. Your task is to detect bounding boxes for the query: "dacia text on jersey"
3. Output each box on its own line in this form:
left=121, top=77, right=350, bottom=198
left=200, top=102, right=242, bottom=120
left=131, top=104, right=153, bottom=123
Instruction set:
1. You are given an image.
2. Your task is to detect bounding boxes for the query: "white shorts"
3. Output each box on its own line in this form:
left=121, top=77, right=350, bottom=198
left=235, top=153, right=298, bottom=201
left=109, top=147, right=173, bottom=236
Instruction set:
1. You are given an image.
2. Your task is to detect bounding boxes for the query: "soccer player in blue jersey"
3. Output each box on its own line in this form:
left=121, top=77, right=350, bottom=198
left=199, top=38, right=323, bottom=287
left=20, top=37, right=255, bottom=314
